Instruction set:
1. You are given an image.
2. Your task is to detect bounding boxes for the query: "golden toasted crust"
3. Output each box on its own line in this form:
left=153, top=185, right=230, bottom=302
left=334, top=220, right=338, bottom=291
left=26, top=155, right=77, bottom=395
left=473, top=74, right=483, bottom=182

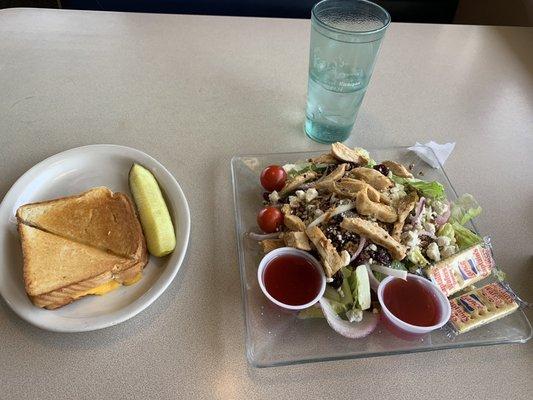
left=17, top=187, right=145, bottom=261
left=31, top=260, right=146, bottom=309
left=18, top=224, right=140, bottom=297
left=17, top=187, right=149, bottom=309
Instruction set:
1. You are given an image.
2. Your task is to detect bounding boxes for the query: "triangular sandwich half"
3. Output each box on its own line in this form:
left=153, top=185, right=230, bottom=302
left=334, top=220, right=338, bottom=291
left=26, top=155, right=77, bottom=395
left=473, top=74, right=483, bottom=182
left=19, top=224, right=144, bottom=309
left=17, top=187, right=146, bottom=262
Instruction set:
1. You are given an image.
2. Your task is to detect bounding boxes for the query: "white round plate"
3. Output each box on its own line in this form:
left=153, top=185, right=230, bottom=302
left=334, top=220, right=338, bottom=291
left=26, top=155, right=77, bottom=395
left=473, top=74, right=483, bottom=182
left=0, top=145, right=190, bottom=332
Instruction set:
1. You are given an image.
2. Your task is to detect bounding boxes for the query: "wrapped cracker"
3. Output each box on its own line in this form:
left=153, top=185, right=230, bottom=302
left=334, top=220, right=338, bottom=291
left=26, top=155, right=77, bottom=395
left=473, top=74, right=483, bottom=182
left=424, top=243, right=495, bottom=297
left=448, top=282, right=519, bottom=334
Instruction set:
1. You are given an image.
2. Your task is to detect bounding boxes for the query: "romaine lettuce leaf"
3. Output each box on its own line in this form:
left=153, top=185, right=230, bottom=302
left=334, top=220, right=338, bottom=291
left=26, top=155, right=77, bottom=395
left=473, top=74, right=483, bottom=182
left=284, top=162, right=328, bottom=178
left=392, top=176, right=445, bottom=200
left=437, top=222, right=455, bottom=240
left=451, top=222, right=482, bottom=249
left=406, top=179, right=445, bottom=200
left=450, top=194, right=482, bottom=225
left=408, top=247, right=430, bottom=266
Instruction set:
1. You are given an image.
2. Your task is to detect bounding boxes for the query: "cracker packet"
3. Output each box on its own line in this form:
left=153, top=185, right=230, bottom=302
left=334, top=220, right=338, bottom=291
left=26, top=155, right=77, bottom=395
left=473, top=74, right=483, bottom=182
left=424, top=241, right=495, bottom=297
left=446, top=281, right=527, bottom=335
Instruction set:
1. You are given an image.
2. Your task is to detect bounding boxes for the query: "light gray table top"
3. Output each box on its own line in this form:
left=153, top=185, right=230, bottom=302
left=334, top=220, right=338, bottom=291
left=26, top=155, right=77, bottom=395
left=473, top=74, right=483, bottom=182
left=0, top=7, right=532, bottom=400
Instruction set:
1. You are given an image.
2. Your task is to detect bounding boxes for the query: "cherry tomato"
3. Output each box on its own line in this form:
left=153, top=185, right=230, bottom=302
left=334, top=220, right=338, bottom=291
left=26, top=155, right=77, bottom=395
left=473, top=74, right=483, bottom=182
left=260, top=165, right=287, bottom=192
left=257, top=206, right=283, bottom=233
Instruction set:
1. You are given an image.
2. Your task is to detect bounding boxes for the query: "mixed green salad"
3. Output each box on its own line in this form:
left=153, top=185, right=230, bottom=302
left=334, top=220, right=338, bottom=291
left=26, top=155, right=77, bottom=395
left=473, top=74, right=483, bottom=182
left=252, top=143, right=483, bottom=338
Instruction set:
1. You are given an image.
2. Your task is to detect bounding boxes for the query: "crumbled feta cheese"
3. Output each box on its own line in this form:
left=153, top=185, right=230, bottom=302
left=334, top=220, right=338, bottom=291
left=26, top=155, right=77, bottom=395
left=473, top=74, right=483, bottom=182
left=368, top=258, right=374, bottom=264
left=432, top=200, right=448, bottom=215
left=295, top=190, right=306, bottom=201
left=288, top=196, right=299, bottom=208
left=441, top=245, right=457, bottom=258
left=389, top=183, right=407, bottom=206
left=305, top=188, right=318, bottom=203
left=326, top=277, right=333, bottom=283
left=368, top=244, right=377, bottom=251
left=423, top=221, right=436, bottom=235
left=314, top=209, right=324, bottom=218
left=268, top=190, right=280, bottom=204
left=340, top=250, right=351, bottom=267
left=403, top=230, right=420, bottom=249
left=437, top=236, right=451, bottom=247
left=337, top=287, right=345, bottom=298
left=390, top=192, right=407, bottom=206
left=426, top=242, right=441, bottom=261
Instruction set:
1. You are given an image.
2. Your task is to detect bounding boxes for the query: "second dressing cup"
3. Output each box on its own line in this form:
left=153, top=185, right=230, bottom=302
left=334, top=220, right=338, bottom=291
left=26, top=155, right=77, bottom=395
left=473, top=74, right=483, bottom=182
left=377, top=274, right=451, bottom=340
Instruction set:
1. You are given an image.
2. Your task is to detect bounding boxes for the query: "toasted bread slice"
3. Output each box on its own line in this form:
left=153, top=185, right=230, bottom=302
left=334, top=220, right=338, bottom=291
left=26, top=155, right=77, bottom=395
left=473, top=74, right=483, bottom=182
left=19, top=224, right=147, bottom=309
left=17, top=187, right=145, bottom=261
left=19, top=224, right=137, bottom=297
left=31, top=259, right=146, bottom=309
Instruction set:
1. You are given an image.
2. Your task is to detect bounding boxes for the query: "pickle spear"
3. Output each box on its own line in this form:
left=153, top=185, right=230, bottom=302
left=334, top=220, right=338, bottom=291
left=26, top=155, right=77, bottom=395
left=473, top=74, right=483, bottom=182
left=129, top=163, right=176, bottom=257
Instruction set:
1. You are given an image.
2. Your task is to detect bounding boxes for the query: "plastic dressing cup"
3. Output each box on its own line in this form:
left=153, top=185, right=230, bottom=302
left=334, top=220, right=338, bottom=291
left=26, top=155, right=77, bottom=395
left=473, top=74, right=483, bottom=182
left=377, top=274, right=451, bottom=340
left=257, top=247, right=326, bottom=311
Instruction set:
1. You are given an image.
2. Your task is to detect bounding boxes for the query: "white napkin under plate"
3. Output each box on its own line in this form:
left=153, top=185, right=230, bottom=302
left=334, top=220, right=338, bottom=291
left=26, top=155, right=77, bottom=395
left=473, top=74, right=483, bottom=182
left=408, top=141, right=456, bottom=169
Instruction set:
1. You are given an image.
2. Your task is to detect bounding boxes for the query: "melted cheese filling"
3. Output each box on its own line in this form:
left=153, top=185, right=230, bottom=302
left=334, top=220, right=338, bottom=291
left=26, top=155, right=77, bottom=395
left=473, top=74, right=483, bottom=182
left=79, top=273, right=142, bottom=297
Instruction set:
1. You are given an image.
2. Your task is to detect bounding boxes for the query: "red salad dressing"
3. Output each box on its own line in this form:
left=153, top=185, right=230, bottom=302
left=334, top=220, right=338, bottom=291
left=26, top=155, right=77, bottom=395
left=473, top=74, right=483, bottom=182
left=264, top=255, right=322, bottom=306
left=383, top=277, right=441, bottom=327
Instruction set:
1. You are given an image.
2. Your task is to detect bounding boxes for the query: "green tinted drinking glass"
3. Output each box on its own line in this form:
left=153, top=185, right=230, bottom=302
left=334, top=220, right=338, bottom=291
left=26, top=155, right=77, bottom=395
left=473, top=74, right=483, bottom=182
left=305, top=0, right=390, bottom=143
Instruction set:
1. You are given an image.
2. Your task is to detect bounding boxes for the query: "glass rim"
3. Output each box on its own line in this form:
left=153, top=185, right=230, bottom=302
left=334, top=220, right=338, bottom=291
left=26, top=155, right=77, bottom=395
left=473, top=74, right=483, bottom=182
left=312, top=0, right=391, bottom=36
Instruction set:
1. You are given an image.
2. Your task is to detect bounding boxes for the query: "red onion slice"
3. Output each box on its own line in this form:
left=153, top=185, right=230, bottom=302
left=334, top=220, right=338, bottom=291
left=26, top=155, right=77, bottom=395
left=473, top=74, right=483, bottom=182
left=365, top=265, right=380, bottom=292
left=435, top=201, right=451, bottom=227
left=319, top=298, right=378, bottom=339
left=350, top=236, right=367, bottom=262
left=411, top=197, right=426, bottom=225
left=370, top=264, right=408, bottom=280
left=247, top=232, right=281, bottom=241
left=308, top=201, right=355, bottom=228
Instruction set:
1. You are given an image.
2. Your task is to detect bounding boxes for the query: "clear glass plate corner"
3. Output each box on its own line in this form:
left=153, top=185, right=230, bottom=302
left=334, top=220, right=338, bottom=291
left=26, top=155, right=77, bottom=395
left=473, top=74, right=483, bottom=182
left=231, top=147, right=532, bottom=368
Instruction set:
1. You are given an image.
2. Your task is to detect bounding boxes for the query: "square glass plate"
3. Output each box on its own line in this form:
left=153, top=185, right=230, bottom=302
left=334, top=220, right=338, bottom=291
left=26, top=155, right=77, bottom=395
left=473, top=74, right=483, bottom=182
left=231, top=147, right=531, bottom=368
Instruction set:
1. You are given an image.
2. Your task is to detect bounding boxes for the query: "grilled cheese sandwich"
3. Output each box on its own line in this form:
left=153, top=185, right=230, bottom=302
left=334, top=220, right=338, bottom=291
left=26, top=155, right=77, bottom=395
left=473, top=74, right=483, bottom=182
left=17, top=187, right=148, bottom=309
